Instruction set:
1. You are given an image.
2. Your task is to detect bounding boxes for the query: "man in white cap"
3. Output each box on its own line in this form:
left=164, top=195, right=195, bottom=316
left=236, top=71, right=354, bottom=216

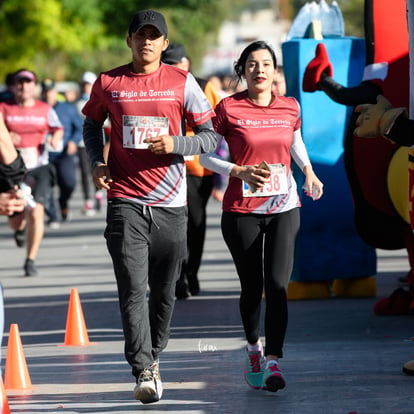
left=81, top=71, right=97, bottom=86
left=75, top=71, right=100, bottom=215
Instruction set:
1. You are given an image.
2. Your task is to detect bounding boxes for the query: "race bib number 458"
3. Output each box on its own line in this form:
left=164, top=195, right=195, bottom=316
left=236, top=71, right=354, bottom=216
left=123, top=115, right=169, bottom=149
left=242, top=163, right=288, bottom=197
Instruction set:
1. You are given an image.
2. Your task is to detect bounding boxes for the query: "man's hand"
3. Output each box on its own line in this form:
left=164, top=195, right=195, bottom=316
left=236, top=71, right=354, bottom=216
left=48, top=132, right=63, bottom=150
left=354, top=95, right=407, bottom=138
left=66, top=141, right=78, bottom=155
left=0, top=189, right=26, bottom=216
left=92, top=163, right=112, bottom=190
left=145, top=135, right=174, bottom=155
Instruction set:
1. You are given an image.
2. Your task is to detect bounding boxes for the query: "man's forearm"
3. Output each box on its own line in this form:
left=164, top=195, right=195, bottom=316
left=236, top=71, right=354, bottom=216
left=83, top=117, right=106, bottom=169
left=0, top=153, right=26, bottom=193
left=0, top=113, right=18, bottom=165
left=172, top=120, right=217, bottom=156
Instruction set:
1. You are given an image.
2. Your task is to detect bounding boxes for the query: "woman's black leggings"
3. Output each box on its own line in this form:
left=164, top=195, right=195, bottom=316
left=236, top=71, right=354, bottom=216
left=221, top=208, right=300, bottom=357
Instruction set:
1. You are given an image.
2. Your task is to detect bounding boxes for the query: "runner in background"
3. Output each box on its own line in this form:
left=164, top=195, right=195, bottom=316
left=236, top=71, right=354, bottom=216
left=0, top=69, right=63, bottom=276
left=41, top=78, right=83, bottom=226
left=75, top=71, right=110, bottom=215
left=162, top=42, right=221, bottom=299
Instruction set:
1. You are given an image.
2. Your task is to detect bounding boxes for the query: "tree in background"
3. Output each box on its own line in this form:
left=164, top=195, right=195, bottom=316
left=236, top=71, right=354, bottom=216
left=0, top=0, right=364, bottom=82
left=278, top=0, right=295, bottom=19
left=97, top=0, right=245, bottom=75
left=0, top=0, right=107, bottom=80
left=339, top=0, right=365, bottom=37
left=0, top=0, right=244, bottom=82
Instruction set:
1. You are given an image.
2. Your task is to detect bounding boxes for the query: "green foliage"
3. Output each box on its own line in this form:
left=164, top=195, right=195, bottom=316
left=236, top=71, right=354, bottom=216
left=0, top=0, right=245, bottom=82
left=0, top=0, right=365, bottom=84
left=340, top=0, right=365, bottom=38
left=100, top=0, right=242, bottom=38
left=0, top=0, right=108, bottom=81
left=99, top=0, right=245, bottom=73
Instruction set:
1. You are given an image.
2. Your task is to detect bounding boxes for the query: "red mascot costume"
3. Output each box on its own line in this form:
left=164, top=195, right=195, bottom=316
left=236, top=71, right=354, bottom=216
left=303, top=0, right=414, bottom=315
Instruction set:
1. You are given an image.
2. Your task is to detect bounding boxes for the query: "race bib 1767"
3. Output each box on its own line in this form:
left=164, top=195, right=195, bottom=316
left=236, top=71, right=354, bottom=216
left=122, top=115, right=169, bottom=149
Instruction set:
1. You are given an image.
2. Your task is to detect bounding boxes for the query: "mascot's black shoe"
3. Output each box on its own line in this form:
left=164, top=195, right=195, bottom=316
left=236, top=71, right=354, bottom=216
left=403, top=360, right=414, bottom=375
left=373, top=287, right=413, bottom=315
left=398, top=270, right=414, bottom=285
left=398, top=274, right=409, bottom=284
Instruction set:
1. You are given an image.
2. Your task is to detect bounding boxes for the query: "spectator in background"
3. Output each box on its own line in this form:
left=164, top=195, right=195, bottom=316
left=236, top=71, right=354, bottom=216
left=0, top=69, right=63, bottom=276
left=161, top=42, right=221, bottom=299
left=206, top=74, right=231, bottom=202
left=272, top=67, right=286, bottom=96
left=41, top=78, right=83, bottom=225
left=62, top=84, right=80, bottom=104
left=210, top=138, right=229, bottom=202
left=75, top=71, right=100, bottom=215
left=75, top=71, right=110, bottom=215
left=208, top=75, right=229, bottom=99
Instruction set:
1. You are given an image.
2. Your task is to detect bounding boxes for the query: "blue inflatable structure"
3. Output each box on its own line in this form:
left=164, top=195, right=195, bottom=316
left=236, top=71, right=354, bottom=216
left=283, top=37, right=377, bottom=285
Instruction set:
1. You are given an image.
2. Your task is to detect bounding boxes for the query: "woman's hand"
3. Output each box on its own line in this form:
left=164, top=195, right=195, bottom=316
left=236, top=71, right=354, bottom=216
left=303, top=166, right=324, bottom=200
left=231, top=164, right=271, bottom=192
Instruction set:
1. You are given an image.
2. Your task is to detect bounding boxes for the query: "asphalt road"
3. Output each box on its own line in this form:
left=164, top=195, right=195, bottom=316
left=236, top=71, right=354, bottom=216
left=0, top=185, right=413, bottom=414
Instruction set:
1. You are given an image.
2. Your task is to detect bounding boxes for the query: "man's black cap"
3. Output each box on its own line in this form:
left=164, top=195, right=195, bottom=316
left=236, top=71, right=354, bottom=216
left=128, top=10, right=168, bottom=37
left=161, top=43, right=187, bottom=65
left=41, top=78, right=56, bottom=92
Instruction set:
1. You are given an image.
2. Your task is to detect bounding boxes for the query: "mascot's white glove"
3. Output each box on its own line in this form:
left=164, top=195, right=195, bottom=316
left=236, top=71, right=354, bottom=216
left=354, top=95, right=407, bottom=137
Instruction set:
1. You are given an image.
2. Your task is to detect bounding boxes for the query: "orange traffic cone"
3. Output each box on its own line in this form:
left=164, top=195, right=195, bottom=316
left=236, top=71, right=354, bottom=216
left=62, top=288, right=93, bottom=346
left=0, top=376, right=11, bottom=414
left=4, top=323, right=32, bottom=390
